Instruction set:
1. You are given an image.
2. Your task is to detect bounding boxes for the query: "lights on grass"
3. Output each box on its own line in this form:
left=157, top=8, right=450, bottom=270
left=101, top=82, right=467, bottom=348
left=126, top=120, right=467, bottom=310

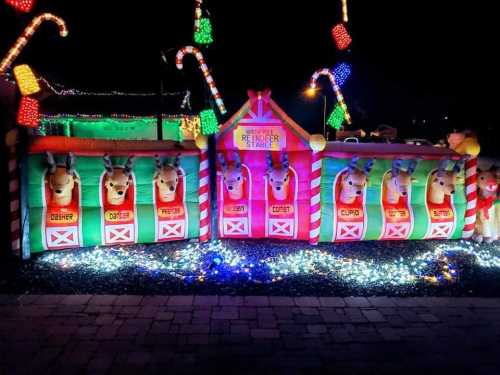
left=38, top=240, right=500, bottom=288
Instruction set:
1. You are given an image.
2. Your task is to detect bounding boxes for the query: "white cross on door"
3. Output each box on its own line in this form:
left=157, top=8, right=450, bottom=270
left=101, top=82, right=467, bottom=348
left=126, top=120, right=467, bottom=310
left=223, top=218, right=249, bottom=235
left=158, top=220, right=185, bottom=239
left=269, top=219, right=294, bottom=236
left=46, top=226, right=79, bottom=248
left=105, top=224, right=134, bottom=244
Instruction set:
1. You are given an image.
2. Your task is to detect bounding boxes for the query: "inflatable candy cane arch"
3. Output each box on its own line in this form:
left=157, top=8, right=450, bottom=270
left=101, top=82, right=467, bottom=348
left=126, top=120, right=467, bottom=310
left=0, top=13, right=68, bottom=76
left=176, top=46, right=227, bottom=115
left=309, top=68, right=352, bottom=124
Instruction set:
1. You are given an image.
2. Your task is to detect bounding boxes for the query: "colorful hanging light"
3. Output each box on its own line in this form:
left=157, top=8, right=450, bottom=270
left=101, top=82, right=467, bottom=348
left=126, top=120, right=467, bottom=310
left=327, top=104, right=345, bottom=130
left=331, top=23, right=352, bottom=51
left=13, top=64, right=40, bottom=96
left=17, top=96, right=40, bottom=128
left=5, top=0, right=36, bottom=13
left=332, top=62, right=351, bottom=87
left=194, top=17, right=214, bottom=45
left=199, top=109, right=219, bottom=135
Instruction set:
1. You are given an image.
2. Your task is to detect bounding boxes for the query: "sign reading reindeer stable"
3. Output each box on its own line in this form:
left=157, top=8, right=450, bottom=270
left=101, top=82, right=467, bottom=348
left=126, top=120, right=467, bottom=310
left=234, top=126, right=286, bottom=151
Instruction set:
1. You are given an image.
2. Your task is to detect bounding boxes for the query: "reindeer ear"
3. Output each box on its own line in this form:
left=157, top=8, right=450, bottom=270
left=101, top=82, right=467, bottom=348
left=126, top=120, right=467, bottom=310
left=46, top=152, right=57, bottom=174
left=66, top=153, right=76, bottom=175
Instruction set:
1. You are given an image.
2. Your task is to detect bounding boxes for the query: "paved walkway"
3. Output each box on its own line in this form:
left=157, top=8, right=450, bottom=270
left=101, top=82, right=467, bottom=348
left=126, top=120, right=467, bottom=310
left=1, top=295, right=500, bottom=374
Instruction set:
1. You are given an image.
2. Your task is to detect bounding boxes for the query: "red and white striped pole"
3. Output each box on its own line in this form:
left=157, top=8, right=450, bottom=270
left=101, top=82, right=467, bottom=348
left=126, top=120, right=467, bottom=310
left=309, top=135, right=326, bottom=245
left=462, top=156, right=478, bottom=239
left=196, top=136, right=211, bottom=242
left=6, top=129, right=21, bottom=256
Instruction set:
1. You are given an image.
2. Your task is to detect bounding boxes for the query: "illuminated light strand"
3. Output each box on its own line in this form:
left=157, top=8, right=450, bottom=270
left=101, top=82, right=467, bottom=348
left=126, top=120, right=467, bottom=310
left=176, top=46, right=227, bottom=115
left=194, top=18, right=214, bottom=45
left=327, top=104, right=345, bottom=129
left=309, top=68, right=352, bottom=124
left=0, top=13, right=68, bottom=76
left=341, top=0, right=348, bottom=23
left=331, top=23, right=352, bottom=51
left=37, top=240, right=500, bottom=287
left=17, top=96, right=40, bottom=127
left=13, top=64, right=40, bottom=96
left=199, top=108, right=219, bottom=135
left=5, top=0, right=35, bottom=13
left=333, top=62, right=351, bottom=87
left=194, top=0, right=203, bottom=32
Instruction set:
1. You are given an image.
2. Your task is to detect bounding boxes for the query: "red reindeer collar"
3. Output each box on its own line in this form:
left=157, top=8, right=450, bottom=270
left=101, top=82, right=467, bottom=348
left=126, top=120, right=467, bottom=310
left=477, top=195, right=495, bottom=220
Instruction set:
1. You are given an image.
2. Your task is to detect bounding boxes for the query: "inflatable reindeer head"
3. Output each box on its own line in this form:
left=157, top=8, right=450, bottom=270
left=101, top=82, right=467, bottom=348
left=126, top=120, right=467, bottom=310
left=46, top=152, right=78, bottom=207
left=218, top=152, right=244, bottom=200
left=477, top=166, right=499, bottom=199
left=340, top=156, right=374, bottom=204
left=103, top=154, right=134, bottom=206
left=266, top=152, right=290, bottom=201
left=155, top=154, right=180, bottom=203
left=385, top=159, right=419, bottom=204
left=428, top=157, right=465, bottom=204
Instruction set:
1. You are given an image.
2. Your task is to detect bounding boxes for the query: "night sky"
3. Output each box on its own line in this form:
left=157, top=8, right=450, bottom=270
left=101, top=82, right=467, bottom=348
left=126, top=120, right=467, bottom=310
left=0, top=1, right=496, bottom=148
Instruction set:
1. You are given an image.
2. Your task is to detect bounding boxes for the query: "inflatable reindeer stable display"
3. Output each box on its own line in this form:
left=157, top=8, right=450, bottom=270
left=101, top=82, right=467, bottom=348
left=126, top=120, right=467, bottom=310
left=473, top=167, right=499, bottom=243
left=216, top=90, right=325, bottom=242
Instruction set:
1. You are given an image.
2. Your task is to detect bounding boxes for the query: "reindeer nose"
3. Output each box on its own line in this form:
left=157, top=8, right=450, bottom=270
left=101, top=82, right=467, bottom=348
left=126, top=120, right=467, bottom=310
left=169, top=186, right=175, bottom=192
left=55, top=189, right=62, bottom=194
left=276, top=186, right=281, bottom=191
left=117, top=191, right=124, bottom=196
left=228, top=186, right=233, bottom=191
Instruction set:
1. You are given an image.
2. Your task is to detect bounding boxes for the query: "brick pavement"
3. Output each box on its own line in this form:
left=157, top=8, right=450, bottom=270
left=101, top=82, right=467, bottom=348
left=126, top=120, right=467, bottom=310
left=1, top=295, right=500, bottom=374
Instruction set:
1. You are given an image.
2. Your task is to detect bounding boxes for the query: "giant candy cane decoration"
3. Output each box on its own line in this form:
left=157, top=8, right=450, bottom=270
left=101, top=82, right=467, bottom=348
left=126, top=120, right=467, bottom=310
left=309, top=68, right=352, bottom=124
left=462, top=157, right=478, bottom=239
left=0, top=13, right=68, bottom=76
left=176, top=46, right=227, bottom=115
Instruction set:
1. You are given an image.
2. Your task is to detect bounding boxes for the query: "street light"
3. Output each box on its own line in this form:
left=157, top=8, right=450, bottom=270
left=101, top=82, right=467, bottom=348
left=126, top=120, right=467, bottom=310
left=304, top=86, right=328, bottom=139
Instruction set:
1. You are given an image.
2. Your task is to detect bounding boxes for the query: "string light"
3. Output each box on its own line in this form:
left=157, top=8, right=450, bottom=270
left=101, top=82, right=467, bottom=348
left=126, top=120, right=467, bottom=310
left=194, top=18, right=214, bottom=45
left=331, top=23, right=352, bottom=51
left=17, top=96, right=40, bottom=127
left=327, top=104, right=345, bottom=129
left=38, top=240, right=500, bottom=287
left=13, top=64, right=40, bottom=96
left=333, top=62, right=351, bottom=87
left=199, top=109, right=219, bottom=135
left=341, top=0, right=348, bottom=23
left=5, top=0, right=35, bottom=13
left=0, top=13, right=68, bottom=75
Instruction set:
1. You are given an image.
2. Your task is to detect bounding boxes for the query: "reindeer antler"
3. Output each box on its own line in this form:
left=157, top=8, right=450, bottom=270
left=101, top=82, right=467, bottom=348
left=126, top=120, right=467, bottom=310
left=217, top=153, right=227, bottom=173
left=66, top=153, right=76, bottom=175
left=266, top=152, right=274, bottom=173
left=174, top=153, right=181, bottom=169
left=45, top=152, right=57, bottom=174
left=437, top=158, right=448, bottom=177
left=281, top=152, right=289, bottom=172
left=407, top=159, right=419, bottom=176
left=392, top=159, right=402, bottom=177
left=363, top=159, right=374, bottom=175
left=124, top=156, right=135, bottom=176
left=452, top=156, right=466, bottom=174
left=103, top=154, right=114, bottom=177
left=234, top=152, right=242, bottom=170
left=154, top=155, right=163, bottom=171
left=347, top=155, right=359, bottom=173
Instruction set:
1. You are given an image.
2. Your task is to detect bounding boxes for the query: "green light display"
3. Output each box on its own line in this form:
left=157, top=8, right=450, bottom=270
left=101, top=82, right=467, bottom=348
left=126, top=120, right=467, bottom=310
left=327, top=104, right=345, bottom=130
left=194, top=18, right=214, bottom=45
left=199, top=109, right=219, bottom=135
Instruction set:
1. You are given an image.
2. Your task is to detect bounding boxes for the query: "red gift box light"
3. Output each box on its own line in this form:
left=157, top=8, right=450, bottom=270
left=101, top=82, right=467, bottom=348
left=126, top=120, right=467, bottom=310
left=5, top=0, right=36, bottom=13
left=331, top=24, right=352, bottom=51
left=17, top=97, right=40, bottom=128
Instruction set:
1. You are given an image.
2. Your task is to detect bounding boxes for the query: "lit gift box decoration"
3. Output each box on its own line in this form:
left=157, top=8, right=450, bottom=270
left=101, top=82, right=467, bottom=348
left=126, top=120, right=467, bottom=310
left=13, top=64, right=40, bottom=96
left=200, top=109, right=219, bottom=135
left=17, top=96, right=40, bottom=128
left=5, top=0, right=35, bottom=13
left=327, top=104, right=345, bottom=130
left=331, top=24, right=352, bottom=51
left=333, top=62, right=352, bottom=87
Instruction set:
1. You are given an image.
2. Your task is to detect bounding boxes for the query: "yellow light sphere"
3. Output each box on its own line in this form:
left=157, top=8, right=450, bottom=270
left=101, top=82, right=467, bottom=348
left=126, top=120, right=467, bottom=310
left=453, top=137, right=480, bottom=157
left=309, top=134, right=327, bottom=152
left=195, top=134, right=209, bottom=150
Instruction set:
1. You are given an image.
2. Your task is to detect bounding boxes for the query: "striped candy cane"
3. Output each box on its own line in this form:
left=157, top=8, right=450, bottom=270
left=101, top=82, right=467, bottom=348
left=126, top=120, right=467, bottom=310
left=198, top=148, right=211, bottom=242
left=462, top=157, right=478, bottom=239
left=194, top=0, right=203, bottom=32
left=0, top=13, right=68, bottom=75
left=309, top=150, right=323, bottom=245
left=176, top=46, right=227, bottom=115
left=309, top=68, right=352, bottom=124
left=5, top=130, right=21, bottom=256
